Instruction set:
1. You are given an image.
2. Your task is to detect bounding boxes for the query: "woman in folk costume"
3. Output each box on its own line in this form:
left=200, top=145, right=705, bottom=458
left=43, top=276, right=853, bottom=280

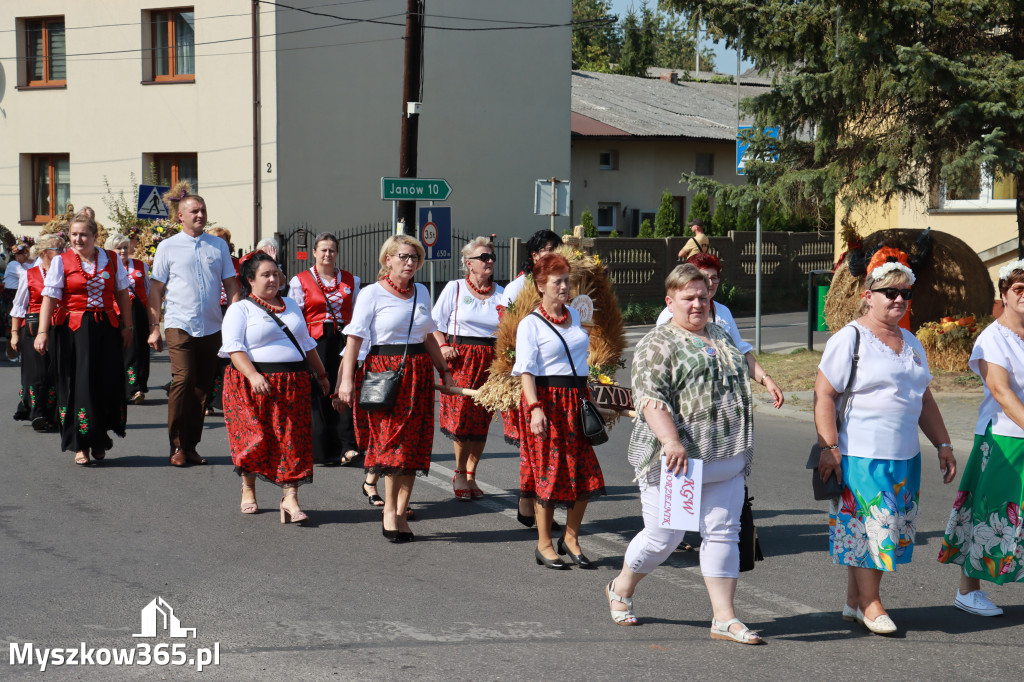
left=288, top=232, right=361, bottom=467
left=107, top=233, right=151, bottom=404
left=34, top=213, right=133, bottom=465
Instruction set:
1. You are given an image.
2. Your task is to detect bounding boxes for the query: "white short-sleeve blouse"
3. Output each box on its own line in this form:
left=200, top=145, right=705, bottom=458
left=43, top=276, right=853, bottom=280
left=432, top=279, right=504, bottom=338
left=500, top=273, right=528, bottom=307
left=969, top=321, right=1024, bottom=438
left=512, top=307, right=589, bottom=377
left=342, top=282, right=436, bottom=346
left=218, top=297, right=316, bottom=363
left=818, top=321, right=932, bottom=460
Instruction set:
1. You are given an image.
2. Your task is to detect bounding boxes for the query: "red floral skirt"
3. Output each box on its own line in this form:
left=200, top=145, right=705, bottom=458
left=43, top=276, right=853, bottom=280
left=363, top=352, right=435, bottom=477
left=440, top=343, right=494, bottom=442
left=223, top=364, right=313, bottom=487
left=517, top=384, right=605, bottom=509
left=352, top=364, right=370, bottom=452
left=502, top=409, right=520, bottom=446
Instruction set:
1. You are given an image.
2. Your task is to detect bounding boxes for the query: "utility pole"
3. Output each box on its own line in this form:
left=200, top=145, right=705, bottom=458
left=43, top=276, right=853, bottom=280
left=397, top=0, right=424, bottom=234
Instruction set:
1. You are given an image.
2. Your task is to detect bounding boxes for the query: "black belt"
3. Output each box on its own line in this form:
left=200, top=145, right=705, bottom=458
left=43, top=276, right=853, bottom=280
left=24, top=313, right=40, bottom=322
left=447, top=335, right=496, bottom=347
left=252, top=361, right=307, bottom=373
left=534, top=376, right=587, bottom=389
left=369, top=343, right=426, bottom=356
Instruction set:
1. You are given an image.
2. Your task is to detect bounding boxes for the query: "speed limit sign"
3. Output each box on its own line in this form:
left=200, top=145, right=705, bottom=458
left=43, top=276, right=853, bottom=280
left=418, top=207, right=451, bottom=261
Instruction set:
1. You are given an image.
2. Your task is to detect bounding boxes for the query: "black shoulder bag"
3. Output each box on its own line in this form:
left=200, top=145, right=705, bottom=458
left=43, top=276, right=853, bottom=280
left=245, top=299, right=322, bottom=393
left=530, top=312, right=608, bottom=446
left=358, top=286, right=417, bottom=412
left=806, top=327, right=860, bottom=502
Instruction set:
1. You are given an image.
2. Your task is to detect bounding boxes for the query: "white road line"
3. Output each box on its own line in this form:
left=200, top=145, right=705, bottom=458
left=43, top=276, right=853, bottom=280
left=425, top=463, right=819, bottom=619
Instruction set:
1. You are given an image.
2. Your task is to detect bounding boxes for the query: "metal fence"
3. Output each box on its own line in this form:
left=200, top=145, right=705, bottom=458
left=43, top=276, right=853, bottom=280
left=593, top=231, right=835, bottom=303
left=276, top=223, right=511, bottom=301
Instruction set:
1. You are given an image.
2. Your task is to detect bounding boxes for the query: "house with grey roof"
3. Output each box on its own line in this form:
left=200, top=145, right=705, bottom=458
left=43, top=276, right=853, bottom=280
left=571, top=70, right=769, bottom=235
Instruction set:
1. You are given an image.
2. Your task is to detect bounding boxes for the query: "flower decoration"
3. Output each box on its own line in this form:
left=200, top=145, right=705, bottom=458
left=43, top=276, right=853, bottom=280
left=869, top=261, right=916, bottom=286
left=998, top=259, right=1024, bottom=281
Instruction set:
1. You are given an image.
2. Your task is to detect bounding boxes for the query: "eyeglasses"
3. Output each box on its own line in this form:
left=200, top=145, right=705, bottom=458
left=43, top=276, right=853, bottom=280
left=467, top=253, right=496, bottom=263
left=871, top=287, right=913, bottom=300
left=394, top=253, right=421, bottom=263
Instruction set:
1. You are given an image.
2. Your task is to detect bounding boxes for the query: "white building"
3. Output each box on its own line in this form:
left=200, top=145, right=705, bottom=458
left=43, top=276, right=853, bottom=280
left=0, top=1, right=570, bottom=249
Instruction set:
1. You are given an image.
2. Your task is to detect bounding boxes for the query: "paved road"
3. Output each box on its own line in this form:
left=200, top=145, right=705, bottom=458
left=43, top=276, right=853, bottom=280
left=1, top=322, right=1019, bottom=680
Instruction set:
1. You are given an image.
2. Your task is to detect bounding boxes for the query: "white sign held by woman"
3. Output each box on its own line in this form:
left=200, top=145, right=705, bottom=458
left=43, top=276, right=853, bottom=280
left=659, top=456, right=703, bottom=531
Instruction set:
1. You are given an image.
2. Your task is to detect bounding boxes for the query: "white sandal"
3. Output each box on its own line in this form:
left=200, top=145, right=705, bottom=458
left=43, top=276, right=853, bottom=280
left=605, top=580, right=638, bottom=626
left=710, top=618, right=763, bottom=644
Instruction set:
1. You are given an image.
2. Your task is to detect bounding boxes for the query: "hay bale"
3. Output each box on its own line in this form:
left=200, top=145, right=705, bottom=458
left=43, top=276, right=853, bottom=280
left=824, top=229, right=994, bottom=332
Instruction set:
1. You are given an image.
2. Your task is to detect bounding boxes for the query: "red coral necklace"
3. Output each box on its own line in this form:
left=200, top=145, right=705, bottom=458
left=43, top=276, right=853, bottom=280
left=465, top=276, right=493, bottom=296
left=314, top=266, right=339, bottom=292
left=383, top=275, right=411, bottom=295
left=538, top=303, right=568, bottom=324
left=248, top=293, right=286, bottom=313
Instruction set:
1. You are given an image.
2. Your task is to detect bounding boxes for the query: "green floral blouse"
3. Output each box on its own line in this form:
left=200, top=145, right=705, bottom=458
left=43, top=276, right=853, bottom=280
left=627, top=321, right=754, bottom=488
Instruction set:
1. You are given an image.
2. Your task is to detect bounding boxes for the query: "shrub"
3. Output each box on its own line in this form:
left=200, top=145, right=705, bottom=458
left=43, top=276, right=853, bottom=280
left=580, top=208, right=599, bottom=238
left=637, top=218, right=654, bottom=238
left=688, top=192, right=712, bottom=234
left=654, top=191, right=680, bottom=238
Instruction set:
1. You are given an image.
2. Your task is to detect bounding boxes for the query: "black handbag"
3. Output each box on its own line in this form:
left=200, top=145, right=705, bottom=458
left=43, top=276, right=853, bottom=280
left=358, top=287, right=416, bottom=413
left=739, top=486, right=764, bottom=572
left=807, top=327, right=860, bottom=502
left=530, top=312, right=609, bottom=446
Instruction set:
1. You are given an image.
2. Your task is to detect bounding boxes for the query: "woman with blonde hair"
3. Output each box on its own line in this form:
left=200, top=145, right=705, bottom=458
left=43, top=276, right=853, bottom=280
left=11, top=233, right=66, bottom=429
left=107, top=233, right=151, bottom=404
left=431, top=236, right=504, bottom=499
left=336, top=235, right=453, bottom=542
left=34, top=214, right=133, bottom=465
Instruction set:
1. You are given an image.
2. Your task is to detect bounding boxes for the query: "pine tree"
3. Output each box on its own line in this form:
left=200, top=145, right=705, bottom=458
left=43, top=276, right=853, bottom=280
left=638, top=218, right=655, bottom=238
left=687, top=192, right=712, bottom=234
left=667, top=0, right=1024, bottom=250
left=711, top=188, right=737, bottom=236
left=571, top=0, right=618, bottom=71
left=580, top=208, right=599, bottom=238
left=653, top=190, right=681, bottom=237
left=617, top=4, right=657, bottom=77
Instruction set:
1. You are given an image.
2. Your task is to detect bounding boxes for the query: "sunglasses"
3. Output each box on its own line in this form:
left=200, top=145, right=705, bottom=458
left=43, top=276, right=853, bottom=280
left=467, top=253, right=496, bottom=263
left=871, top=287, right=913, bottom=300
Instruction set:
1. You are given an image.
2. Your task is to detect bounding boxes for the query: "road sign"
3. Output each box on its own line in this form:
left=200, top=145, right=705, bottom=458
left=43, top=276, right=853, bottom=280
left=137, top=184, right=171, bottom=220
left=736, top=126, right=779, bottom=175
left=533, top=179, right=570, bottom=216
left=381, top=177, right=452, bottom=201
left=418, top=206, right=451, bottom=261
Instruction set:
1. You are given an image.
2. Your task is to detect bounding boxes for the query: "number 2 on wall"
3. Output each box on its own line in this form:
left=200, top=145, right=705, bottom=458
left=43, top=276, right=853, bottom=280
left=266, top=163, right=272, bottom=174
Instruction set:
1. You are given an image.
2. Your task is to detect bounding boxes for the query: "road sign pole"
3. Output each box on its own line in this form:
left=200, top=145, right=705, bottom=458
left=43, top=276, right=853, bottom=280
left=429, top=200, right=435, bottom=303
left=550, top=178, right=556, bottom=232
left=755, top=178, right=762, bottom=355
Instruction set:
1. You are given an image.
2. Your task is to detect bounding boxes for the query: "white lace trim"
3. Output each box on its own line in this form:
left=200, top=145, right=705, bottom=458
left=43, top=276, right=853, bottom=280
left=993, top=320, right=1024, bottom=353
left=852, top=320, right=913, bottom=366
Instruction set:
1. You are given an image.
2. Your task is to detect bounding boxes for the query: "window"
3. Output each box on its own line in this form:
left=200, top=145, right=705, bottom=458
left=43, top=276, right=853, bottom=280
left=29, top=154, right=70, bottom=222
left=597, top=203, right=619, bottom=231
left=21, top=17, right=66, bottom=87
left=149, top=153, right=198, bottom=192
left=695, top=153, right=714, bottom=176
left=940, top=168, right=1017, bottom=210
left=145, top=8, right=195, bottom=82
left=599, top=150, right=619, bottom=170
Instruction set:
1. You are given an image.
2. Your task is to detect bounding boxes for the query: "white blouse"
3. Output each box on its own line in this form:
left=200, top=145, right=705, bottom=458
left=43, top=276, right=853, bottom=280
left=500, top=273, right=528, bottom=307
left=342, top=282, right=436, bottom=346
left=10, top=265, right=38, bottom=319
left=512, top=307, right=590, bottom=377
left=42, top=250, right=131, bottom=299
left=818, top=321, right=932, bottom=460
left=432, top=279, right=504, bottom=338
left=219, top=297, right=316, bottom=363
left=656, top=301, right=752, bottom=355
left=970, top=321, right=1024, bottom=439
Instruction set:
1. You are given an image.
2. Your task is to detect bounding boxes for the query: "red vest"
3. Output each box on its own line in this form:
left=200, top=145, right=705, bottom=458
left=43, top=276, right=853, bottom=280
left=54, top=250, right=119, bottom=330
left=127, top=258, right=149, bottom=308
left=25, top=266, right=45, bottom=314
left=297, top=268, right=356, bottom=339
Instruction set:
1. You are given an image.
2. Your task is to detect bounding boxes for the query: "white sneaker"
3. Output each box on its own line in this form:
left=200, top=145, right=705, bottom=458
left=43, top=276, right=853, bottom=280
left=954, top=589, right=1003, bottom=617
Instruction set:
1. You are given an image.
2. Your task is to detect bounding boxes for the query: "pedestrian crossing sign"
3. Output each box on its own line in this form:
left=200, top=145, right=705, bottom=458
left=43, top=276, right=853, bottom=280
left=137, top=184, right=171, bottom=220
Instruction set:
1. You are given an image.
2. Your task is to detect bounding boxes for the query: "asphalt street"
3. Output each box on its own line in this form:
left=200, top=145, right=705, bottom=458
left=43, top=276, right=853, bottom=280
left=1, top=316, right=1021, bottom=680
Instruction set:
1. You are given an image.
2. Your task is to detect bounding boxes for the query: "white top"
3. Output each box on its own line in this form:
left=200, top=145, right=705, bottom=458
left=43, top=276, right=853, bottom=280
left=150, top=231, right=237, bottom=337
left=4, top=260, right=25, bottom=290
left=42, top=249, right=131, bottom=300
left=219, top=297, right=316, bottom=363
left=342, top=282, right=436, bottom=346
left=432, top=279, right=504, bottom=338
left=288, top=268, right=361, bottom=314
left=10, top=266, right=36, bottom=318
left=818, top=321, right=932, bottom=460
left=970, top=321, right=1024, bottom=438
left=656, top=301, right=752, bottom=355
left=512, top=307, right=590, bottom=377
left=500, top=273, right=529, bottom=307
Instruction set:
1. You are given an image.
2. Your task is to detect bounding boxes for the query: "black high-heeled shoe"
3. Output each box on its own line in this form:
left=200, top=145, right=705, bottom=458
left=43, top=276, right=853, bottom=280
left=516, top=499, right=561, bottom=530
left=363, top=481, right=384, bottom=507
left=535, top=547, right=570, bottom=570
left=382, top=521, right=398, bottom=542
left=395, top=530, right=415, bottom=543
left=557, top=537, right=595, bottom=569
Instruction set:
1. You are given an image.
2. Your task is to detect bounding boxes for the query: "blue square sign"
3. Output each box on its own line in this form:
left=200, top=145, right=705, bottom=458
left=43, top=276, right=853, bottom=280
left=418, top=207, right=452, bottom=261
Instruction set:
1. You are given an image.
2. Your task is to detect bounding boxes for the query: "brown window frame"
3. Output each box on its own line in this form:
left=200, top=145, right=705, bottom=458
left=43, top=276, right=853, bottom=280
left=24, top=16, right=66, bottom=88
left=31, top=154, right=70, bottom=223
left=152, top=153, right=198, bottom=190
left=151, top=8, right=195, bottom=83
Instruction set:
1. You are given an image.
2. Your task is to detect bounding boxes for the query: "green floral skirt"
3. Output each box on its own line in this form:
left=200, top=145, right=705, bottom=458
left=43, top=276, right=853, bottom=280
left=938, top=424, right=1024, bottom=584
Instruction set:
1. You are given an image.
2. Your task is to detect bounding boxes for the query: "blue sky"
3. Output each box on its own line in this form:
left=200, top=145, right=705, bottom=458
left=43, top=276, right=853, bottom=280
left=606, top=0, right=755, bottom=76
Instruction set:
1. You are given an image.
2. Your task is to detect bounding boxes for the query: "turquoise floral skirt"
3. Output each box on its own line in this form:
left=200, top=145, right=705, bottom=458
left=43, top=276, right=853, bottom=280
left=829, top=454, right=921, bottom=571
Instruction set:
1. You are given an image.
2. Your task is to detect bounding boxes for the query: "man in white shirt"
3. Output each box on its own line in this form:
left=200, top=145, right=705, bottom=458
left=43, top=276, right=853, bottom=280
left=147, top=196, right=240, bottom=467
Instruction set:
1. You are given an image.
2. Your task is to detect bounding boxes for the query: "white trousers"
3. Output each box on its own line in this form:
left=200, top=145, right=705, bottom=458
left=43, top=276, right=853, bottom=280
left=623, top=454, right=745, bottom=579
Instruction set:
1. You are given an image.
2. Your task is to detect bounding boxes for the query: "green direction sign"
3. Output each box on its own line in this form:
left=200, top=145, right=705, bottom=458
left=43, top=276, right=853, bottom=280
left=380, top=177, right=452, bottom=201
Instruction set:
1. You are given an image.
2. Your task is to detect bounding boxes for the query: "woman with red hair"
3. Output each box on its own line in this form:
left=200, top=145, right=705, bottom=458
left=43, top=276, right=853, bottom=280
left=513, top=252, right=606, bottom=569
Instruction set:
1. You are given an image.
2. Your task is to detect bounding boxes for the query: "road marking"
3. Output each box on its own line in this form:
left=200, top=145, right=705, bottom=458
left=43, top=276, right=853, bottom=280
left=425, top=463, right=819, bottom=619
